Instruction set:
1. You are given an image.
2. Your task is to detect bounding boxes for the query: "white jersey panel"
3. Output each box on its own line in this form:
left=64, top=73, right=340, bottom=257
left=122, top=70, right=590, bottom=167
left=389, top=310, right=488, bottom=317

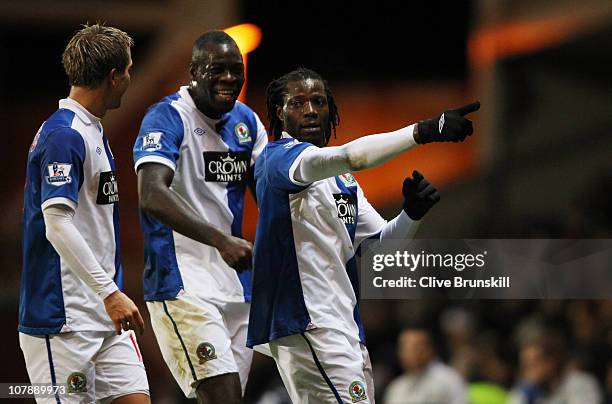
left=289, top=178, right=361, bottom=341
left=134, top=87, right=266, bottom=303
left=60, top=114, right=117, bottom=332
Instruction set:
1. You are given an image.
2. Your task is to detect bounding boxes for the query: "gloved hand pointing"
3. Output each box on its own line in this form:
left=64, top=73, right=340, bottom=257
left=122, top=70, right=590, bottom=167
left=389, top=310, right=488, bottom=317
left=415, top=101, right=480, bottom=144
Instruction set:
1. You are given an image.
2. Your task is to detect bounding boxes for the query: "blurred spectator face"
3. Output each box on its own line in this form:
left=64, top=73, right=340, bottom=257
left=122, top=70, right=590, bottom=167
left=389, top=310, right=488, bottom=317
left=568, top=301, right=597, bottom=346
left=399, top=329, right=434, bottom=372
left=521, top=344, right=557, bottom=386
left=440, top=307, right=475, bottom=349
left=475, top=333, right=511, bottom=385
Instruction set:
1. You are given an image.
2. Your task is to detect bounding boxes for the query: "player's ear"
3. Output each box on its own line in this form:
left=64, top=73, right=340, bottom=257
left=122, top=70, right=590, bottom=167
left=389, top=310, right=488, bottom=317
left=276, top=106, right=284, bottom=123
left=108, top=68, right=118, bottom=87
left=189, top=63, right=196, bottom=80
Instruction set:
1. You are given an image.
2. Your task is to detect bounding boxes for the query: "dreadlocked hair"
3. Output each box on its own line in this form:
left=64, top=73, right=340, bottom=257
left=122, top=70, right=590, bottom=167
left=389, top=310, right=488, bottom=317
left=266, top=67, right=340, bottom=145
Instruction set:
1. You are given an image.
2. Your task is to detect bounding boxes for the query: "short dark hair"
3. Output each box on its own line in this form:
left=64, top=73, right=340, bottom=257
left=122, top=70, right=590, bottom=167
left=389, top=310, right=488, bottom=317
left=191, top=30, right=239, bottom=66
left=62, top=23, right=133, bottom=88
left=266, top=67, right=340, bottom=144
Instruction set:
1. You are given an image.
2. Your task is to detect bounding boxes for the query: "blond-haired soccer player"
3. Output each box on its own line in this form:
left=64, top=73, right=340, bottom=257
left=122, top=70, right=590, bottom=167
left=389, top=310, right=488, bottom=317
left=20, top=24, right=150, bottom=403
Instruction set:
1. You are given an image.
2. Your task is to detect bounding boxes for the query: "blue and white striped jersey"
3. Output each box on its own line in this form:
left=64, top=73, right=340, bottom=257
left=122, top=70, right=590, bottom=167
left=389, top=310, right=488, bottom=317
left=247, top=134, right=386, bottom=348
left=133, top=86, right=267, bottom=303
left=20, top=98, right=122, bottom=335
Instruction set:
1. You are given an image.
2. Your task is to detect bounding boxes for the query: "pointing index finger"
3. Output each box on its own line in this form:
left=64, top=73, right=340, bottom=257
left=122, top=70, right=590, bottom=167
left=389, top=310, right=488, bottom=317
left=453, top=101, right=480, bottom=116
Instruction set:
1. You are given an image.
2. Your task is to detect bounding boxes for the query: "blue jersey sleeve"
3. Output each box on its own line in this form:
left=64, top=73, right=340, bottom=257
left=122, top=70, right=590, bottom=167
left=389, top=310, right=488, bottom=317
left=258, top=140, right=315, bottom=193
left=133, top=102, right=184, bottom=171
left=39, top=128, right=86, bottom=208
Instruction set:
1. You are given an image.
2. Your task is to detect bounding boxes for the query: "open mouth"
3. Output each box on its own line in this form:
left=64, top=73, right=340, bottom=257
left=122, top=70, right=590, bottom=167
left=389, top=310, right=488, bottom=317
left=213, top=89, right=237, bottom=101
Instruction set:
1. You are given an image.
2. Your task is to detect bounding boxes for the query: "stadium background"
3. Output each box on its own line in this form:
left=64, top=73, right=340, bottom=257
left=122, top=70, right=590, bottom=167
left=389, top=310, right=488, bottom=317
left=1, top=0, right=611, bottom=402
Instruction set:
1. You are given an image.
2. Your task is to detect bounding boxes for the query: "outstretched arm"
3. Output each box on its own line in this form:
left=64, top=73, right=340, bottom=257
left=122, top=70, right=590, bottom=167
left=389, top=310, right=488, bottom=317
left=294, top=124, right=417, bottom=184
left=137, top=163, right=252, bottom=271
left=294, top=101, right=480, bottom=184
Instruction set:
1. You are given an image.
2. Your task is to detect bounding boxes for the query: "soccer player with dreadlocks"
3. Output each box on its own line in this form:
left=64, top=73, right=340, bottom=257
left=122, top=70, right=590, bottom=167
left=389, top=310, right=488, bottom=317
left=247, top=68, right=479, bottom=403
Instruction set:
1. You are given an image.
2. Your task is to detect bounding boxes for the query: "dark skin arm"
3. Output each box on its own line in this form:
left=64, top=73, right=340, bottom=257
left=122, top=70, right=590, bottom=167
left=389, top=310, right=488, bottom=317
left=137, top=163, right=252, bottom=271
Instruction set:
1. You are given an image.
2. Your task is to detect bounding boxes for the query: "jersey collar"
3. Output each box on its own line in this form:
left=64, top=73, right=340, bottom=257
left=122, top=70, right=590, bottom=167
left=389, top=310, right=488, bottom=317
left=59, top=98, right=102, bottom=127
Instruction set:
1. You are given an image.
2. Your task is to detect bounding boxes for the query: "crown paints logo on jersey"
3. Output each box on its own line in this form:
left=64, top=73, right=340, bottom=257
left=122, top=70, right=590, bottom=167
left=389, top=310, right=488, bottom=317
left=339, top=173, right=357, bottom=187
left=96, top=171, right=119, bottom=204
left=142, top=131, right=162, bottom=151
left=203, top=151, right=249, bottom=182
left=45, top=163, right=72, bottom=186
left=333, top=193, right=357, bottom=225
left=234, top=122, right=251, bottom=143
left=194, top=127, right=205, bottom=136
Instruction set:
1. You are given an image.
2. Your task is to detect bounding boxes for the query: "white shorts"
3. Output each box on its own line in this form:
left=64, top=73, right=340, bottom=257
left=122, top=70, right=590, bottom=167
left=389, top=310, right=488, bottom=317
left=269, top=328, right=374, bottom=404
left=19, top=330, right=149, bottom=404
left=147, top=292, right=252, bottom=398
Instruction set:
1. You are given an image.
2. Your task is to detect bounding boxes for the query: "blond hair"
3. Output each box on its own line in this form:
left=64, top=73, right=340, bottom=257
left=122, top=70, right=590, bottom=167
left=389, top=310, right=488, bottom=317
left=62, top=23, right=134, bottom=87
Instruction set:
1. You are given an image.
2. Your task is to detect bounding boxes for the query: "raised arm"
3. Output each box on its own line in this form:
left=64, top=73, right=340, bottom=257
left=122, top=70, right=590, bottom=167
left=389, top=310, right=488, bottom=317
left=294, top=124, right=416, bottom=184
left=294, top=101, right=480, bottom=184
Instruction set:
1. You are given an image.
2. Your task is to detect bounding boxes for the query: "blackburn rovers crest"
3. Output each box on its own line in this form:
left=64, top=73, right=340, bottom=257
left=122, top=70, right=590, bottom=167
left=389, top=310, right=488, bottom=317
left=349, top=380, right=367, bottom=402
left=234, top=122, right=251, bottom=143
left=67, top=372, right=87, bottom=393
left=196, top=342, right=217, bottom=363
left=338, top=173, right=357, bottom=187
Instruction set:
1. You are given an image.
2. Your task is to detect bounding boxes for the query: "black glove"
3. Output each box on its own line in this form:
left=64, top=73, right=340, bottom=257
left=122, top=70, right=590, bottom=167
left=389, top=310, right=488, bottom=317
left=402, top=170, right=440, bottom=220
left=416, top=101, right=480, bottom=144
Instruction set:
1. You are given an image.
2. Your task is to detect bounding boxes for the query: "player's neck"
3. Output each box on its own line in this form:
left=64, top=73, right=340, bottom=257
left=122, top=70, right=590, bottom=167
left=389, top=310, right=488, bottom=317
left=68, top=86, right=107, bottom=119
